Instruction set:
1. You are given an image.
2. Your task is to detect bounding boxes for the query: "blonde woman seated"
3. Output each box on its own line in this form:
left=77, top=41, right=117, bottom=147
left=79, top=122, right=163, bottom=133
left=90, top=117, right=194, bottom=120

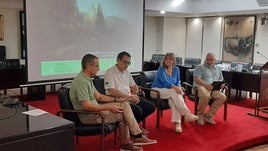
left=150, top=53, right=198, bottom=133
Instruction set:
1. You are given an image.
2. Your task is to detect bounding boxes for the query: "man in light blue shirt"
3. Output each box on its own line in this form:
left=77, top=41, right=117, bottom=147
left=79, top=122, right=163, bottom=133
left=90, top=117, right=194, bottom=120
left=193, top=53, right=226, bottom=125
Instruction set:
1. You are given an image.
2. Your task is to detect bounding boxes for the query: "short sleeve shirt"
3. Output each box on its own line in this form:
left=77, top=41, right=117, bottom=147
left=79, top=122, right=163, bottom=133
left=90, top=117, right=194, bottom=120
left=193, top=63, right=224, bottom=87
left=104, top=65, right=135, bottom=95
left=69, top=71, right=99, bottom=122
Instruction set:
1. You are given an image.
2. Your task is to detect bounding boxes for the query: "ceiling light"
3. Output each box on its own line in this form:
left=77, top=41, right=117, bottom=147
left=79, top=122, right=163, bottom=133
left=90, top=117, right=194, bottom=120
left=172, top=0, right=185, bottom=7
left=160, top=10, right=166, bottom=14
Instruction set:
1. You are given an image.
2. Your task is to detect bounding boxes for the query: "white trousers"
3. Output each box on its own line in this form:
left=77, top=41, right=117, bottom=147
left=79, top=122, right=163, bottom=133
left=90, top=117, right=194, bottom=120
left=150, top=88, right=189, bottom=124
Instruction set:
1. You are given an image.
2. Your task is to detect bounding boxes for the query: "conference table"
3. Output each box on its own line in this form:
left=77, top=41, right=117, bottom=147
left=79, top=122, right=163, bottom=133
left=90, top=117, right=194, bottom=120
left=0, top=102, right=74, bottom=151
left=222, top=70, right=260, bottom=101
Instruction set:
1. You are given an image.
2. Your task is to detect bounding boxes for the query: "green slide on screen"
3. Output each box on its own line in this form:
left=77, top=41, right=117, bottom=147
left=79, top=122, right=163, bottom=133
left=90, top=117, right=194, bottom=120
left=41, top=58, right=134, bottom=76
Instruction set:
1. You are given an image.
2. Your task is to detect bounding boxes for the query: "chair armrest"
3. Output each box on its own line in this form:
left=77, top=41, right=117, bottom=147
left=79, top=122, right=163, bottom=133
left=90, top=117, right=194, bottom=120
left=137, top=86, right=145, bottom=98
left=182, top=81, right=194, bottom=89
left=56, top=109, right=105, bottom=124
left=139, top=86, right=161, bottom=99
left=222, top=83, right=230, bottom=104
left=182, top=82, right=197, bottom=95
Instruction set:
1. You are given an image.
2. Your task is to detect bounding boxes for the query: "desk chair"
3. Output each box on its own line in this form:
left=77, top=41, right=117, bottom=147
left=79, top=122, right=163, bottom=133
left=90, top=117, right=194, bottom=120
left=150, top=54, right=165, bottom=63
left=230, top=62, right=251, bottom=72
left=184, top=57, right=201, bottom=67
left=182, top=69, right=229, bottom=121
left=175, top=57, right=183, bottom=65
left=251, top=63, right=264, bottom=71
left=57, top=84, right=118, bottom=151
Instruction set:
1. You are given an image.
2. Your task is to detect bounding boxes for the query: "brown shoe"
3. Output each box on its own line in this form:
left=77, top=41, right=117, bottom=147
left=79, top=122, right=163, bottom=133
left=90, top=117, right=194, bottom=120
left=133, top=135, right=157, bottom=146
left=120, top=144, right=143, bottom=151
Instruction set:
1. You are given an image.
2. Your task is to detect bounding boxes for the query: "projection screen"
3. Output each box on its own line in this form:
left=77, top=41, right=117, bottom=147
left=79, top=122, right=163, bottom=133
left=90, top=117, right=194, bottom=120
left=24, top=0, right=144, bottom=83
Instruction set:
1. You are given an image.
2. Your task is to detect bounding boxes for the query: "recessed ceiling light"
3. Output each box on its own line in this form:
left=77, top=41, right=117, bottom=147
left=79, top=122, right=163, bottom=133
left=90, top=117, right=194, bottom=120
left=160, top=10, right=166, bottom=14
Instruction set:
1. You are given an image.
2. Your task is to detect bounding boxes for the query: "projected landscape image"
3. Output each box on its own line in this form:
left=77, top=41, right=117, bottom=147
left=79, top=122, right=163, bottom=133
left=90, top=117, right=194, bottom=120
left=43, top=0, right=137, bottom=57
left=26, top=0, right=143, bottom=82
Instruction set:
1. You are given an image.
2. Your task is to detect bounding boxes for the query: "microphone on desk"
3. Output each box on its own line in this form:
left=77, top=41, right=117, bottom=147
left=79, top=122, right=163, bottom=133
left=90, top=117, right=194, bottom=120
left=256, top=51, right=268, bottom=60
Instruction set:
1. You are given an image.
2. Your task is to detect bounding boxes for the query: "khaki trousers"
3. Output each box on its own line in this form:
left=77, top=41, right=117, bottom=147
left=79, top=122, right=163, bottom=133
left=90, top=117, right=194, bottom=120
left=196, top=86, right=226, bottom=116
left=84, top=102, right=141, bottom=144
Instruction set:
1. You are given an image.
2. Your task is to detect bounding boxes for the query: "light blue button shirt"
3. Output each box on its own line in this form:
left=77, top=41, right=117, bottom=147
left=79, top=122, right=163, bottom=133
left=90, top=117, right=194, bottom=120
left=193, top=63, right=224, bottom=87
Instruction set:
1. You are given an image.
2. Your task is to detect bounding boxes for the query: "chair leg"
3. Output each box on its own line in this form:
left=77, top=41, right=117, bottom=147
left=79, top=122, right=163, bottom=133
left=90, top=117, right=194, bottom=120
left=156, top=109, right=161, bottom=128
left=100, top=135, right=104, bottom=151
left=142, top=119, right=146, bottom=128
left=224, top=101, right=228, bottom=121
left=114, top=127, right=117, bottom=148
left=160, top=110, right=163, bottom=117
left=194, top=101, right=198, bottom=115
left=76, top=136, right=79, bottom=144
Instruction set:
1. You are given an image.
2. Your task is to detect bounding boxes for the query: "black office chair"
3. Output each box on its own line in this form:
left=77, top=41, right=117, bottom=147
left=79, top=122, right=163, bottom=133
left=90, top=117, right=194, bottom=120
left=135, top=71, right=171, bottom=128
left=175, top=57, right=183, bottom=65
left=57, top=84, right=118, bottom=151
left=251, top=63, right=264, bottom=71
left=182, top=69, right=229, bottom=121
left=230, top=62, right=251, bottom=72
left=184, top=57, right=201, bottom=67
left=150, top=54, right=165, bottom=63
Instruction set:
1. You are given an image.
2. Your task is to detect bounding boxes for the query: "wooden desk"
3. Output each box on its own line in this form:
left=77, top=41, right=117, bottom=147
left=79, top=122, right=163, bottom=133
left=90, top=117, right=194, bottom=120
left=0, top=103, right=74, bottom=151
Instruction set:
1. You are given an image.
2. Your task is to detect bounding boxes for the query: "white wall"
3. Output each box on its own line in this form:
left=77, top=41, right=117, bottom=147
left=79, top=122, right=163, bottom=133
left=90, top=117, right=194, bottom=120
left=144, top=17, right=165, bottom=61
left=144, top=16, right=158, bottom=61
left=144, top=16, right=186, bottom=61
left=185, top=18, right=203, bottom=58
left=162, top=17, right=186, bottom=58
left=202, top=17, right=223, bottom=61
left=254, top=14, right=268, bottom=64
left=145, top=15, right=268, bottom=65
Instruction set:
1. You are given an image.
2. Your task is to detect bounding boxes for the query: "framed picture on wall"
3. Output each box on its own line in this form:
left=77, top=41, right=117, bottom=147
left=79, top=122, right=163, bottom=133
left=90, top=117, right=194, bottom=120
left=0, top=15, right=3, bottom=41
left=223, top=16, right=255, bottom=63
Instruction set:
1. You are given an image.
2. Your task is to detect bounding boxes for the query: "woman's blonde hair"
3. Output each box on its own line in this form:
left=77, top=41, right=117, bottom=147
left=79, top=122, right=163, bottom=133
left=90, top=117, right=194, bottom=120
left=161, top=52, right=176, bottom=68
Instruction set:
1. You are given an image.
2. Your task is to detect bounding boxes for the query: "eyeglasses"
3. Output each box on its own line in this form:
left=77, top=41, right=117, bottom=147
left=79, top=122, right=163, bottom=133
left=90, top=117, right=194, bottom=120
left=120, top=60, right=131, bottom=65
left=90, top=64, right=99, bottom=68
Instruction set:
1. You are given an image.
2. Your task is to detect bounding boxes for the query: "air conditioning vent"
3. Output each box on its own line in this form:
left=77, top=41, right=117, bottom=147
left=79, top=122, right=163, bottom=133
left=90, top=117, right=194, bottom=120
left=257, top=0, right=268, bottom=7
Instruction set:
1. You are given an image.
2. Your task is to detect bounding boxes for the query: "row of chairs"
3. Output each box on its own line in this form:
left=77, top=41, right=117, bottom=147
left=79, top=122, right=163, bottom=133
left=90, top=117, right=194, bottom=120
left=150, top=54, right=264, bottom=73
left=150, top=54, right=201, bottom=67
left=57, top=69, right=229, bottom=150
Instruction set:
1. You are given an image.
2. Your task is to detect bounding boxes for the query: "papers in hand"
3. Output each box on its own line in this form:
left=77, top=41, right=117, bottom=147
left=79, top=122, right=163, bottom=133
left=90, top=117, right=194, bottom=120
left=211, top=81, right=225, bottom=90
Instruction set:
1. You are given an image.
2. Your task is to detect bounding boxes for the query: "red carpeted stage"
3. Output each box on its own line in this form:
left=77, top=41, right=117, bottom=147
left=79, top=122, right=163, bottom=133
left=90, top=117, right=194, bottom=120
left=25, top=94, right=268, bottom=151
